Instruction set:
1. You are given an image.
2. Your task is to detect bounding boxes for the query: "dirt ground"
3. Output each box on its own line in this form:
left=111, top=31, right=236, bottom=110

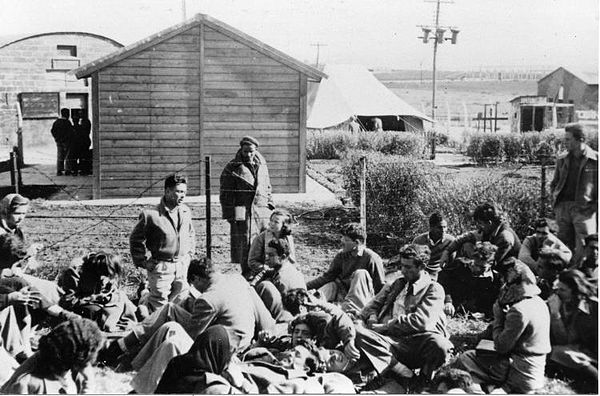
left=17, top=155, right=577, bottom=394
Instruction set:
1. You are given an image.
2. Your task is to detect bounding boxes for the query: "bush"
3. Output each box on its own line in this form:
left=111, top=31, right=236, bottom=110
left=341, top=150, right=551, bottom=251
left=466, top=131, right=564, bottom=164
left=306, top=129, right=426, bottom=159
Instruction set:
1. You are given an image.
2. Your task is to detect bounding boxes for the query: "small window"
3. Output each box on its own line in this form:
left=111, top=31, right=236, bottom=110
left=57, top=45, right=77, bottom=57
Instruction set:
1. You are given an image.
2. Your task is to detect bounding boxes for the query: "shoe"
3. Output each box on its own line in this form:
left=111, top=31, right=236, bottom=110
left=71, top=171, right=78, bottom=176
left=56, top=171, right=63, bottom=176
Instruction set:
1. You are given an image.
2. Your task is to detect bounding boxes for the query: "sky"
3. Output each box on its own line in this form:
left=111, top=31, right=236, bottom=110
left=0, top=0, right=598, bottom=72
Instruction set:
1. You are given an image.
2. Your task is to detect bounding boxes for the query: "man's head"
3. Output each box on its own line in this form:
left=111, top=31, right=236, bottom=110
left=289, top=318, right=315, bottom=346
left=282, top=288, right=311, bottom=315
left=187, top=256, right=215, bottom=292
left=60, top=108, right=70, bottom=119
left=398, top=244, right=430, bottom=283
left=340, top=223, right=366, bottom=254
left=538, top=248, right=567, bottom=281
left=428, top=212, right=448, bottom=242
left=531, top=218, right=551, bottom=245
left=473, top=202, right=503, bottom=234
left=1, top=193, right=30, bottom=230
left=163, top=173, right=187, bottom=208
left=266, top=238, right=291, bottom=270
left=470, top=242, right=498, bottom=276
left=584, top=234, right=598, bottom=265
left=432, top=367, right=475, bottom=394
left=564, top=123, right=586, bottom=154
left=288, top=312, right=329, bottom=346
left=239, top=136, right=259, bottom=163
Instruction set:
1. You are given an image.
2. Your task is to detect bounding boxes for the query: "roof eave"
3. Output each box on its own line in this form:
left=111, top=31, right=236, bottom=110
left=75, top=13, right=326, bottom=81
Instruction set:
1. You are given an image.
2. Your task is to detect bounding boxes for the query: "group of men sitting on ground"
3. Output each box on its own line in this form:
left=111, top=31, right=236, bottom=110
left=0, top=184, right=596, bottom=393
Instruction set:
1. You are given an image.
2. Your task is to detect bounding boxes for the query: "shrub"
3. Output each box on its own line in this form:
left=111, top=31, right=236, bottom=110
left=501, top=133, right=522, bottom=162
left=341, top=150, right=551, bottom=252
left=306, top=129, right=426, bottom=160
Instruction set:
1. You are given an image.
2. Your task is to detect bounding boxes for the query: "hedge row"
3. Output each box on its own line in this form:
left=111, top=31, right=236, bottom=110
left=465, top=130, right=599, bottom=164
left=306, top=129, right=427, bottom=159
left=342, top=150, right=551, bottom=254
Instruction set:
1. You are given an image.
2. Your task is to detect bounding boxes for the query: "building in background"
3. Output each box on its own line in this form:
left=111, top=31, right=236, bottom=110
left=75, top=14, right=324, bottom=198
left=0, top=32, right=123, bottom=160
left=538, top=67, right=598, bottom=111
left=509, top=95, right=574, bottom=133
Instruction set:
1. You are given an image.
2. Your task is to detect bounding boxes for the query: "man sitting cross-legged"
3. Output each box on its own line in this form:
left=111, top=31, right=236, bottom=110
left=251, top=238, right=306, bottom=323
left=100, top=258, right=276, bottom=368
left=306, top=222, right=385, bottom=316
left=355, top=244, right=453, bottom=385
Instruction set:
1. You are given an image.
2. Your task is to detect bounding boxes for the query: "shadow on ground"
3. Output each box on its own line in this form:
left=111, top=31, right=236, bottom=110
left=0, top=185, right=63, bottom=199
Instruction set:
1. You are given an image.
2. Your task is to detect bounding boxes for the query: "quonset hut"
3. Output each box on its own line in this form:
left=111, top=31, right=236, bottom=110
left=74, top=14, right=325, bottom=198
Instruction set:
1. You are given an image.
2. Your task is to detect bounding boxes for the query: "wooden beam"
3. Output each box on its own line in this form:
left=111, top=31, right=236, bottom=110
left=92, top=72, right=101, bottom=199
left=199, top=21, right=206, bottom=194
left=299, top=73, right=307, bottom=193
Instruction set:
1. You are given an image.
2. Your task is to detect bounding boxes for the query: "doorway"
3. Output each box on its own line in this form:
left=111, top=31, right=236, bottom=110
left=520, top=106, right=544, bottom=132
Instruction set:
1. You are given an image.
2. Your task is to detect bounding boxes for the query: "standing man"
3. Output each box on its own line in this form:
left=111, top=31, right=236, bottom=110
left=220, top=136, right=274, bottom=273
left=130, top=174, right=196, bottom=312
left=50, top=108, right=73, bottom=176
left=550, top=123, right=598, bottom=261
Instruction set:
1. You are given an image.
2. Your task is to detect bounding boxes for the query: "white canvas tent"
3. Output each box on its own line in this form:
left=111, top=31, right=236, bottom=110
left=307, top=64, right=433, bottom=131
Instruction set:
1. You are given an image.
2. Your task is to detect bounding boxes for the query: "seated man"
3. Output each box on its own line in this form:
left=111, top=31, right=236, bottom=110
left=536, top=248, right=568, bottom=300
left=413, top=212, right=455, bottom=270
left=252, top=238, right=306, bottom=323
left=519, top=218, right=572, bottom=274
left=357, top=244, right=453, bottom=383
left=456, top=259, right=550, bottom=394
left=101, top=258, right=276, bottom=365
left=573, top=233, right=598, bottom=281
left=440, top=242, right=501, bottom=319
left=306, top=223, right=385, bottom=315
left=441, top=202, right=521, bottom=267
left=547, top=269, right=597, bottom=391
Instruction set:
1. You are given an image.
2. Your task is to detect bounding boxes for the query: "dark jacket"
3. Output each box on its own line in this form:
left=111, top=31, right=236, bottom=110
left=449, top=222, right=521, bottom=265
left=220, top=150, right=273, bottom=222
left=550, top=145, right=598, bottom=206
left=50, top=118, right=73, bottom=144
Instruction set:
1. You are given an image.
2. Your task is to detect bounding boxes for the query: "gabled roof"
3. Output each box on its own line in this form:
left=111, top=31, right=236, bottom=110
left=0, top=32, right=122, bottom=50
left=307, top=64, right=433, bottom=129
left=74, top=13, right=325, bottom=81
left=539, top=66, right=598, bottom=86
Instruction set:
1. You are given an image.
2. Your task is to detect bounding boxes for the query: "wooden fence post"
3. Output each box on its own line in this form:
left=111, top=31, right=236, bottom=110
left=9, top=150, right=19, bottom=194
left=205, top=156, right=212, bottom=260
left=359, top=156, right=366, bottom=231
left=540, top=158, right=547, bottom=218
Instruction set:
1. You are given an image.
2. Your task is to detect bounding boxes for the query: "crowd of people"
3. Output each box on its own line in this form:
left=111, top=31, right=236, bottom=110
left=0, top=125, right=596, bottom=394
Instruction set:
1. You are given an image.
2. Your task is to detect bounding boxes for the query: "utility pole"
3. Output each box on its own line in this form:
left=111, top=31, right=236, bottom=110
left=310, top=43, right=327, bottom=67
left=418, top=0, right=458, bottom=159
left=181, top=0, right=187, bottom=21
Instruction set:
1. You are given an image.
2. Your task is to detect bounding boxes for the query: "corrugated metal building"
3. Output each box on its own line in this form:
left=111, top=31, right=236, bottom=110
left=75, top=14, right=325, bottom=199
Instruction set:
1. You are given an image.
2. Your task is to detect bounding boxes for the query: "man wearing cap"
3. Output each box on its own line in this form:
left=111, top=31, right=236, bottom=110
left=130, top=174, right=196, bottom=312
left=220, top=136, right=274, bottom=273
left=550, top=123, right=598, bottom=261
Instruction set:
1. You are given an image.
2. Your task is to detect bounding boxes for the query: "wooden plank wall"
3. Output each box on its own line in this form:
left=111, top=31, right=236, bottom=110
left=97, top=27, right=202, bottom=197
left=95, top=24, right=304, bottom=197
left=202, top=27, right=301, bottom=193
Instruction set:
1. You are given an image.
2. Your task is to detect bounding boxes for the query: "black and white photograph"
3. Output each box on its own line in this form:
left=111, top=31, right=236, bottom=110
left=0, top=0, right=597, bottom=393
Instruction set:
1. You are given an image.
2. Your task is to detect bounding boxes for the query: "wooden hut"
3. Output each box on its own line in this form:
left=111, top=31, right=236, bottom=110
left=74, top=14, right=325, bottom=198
